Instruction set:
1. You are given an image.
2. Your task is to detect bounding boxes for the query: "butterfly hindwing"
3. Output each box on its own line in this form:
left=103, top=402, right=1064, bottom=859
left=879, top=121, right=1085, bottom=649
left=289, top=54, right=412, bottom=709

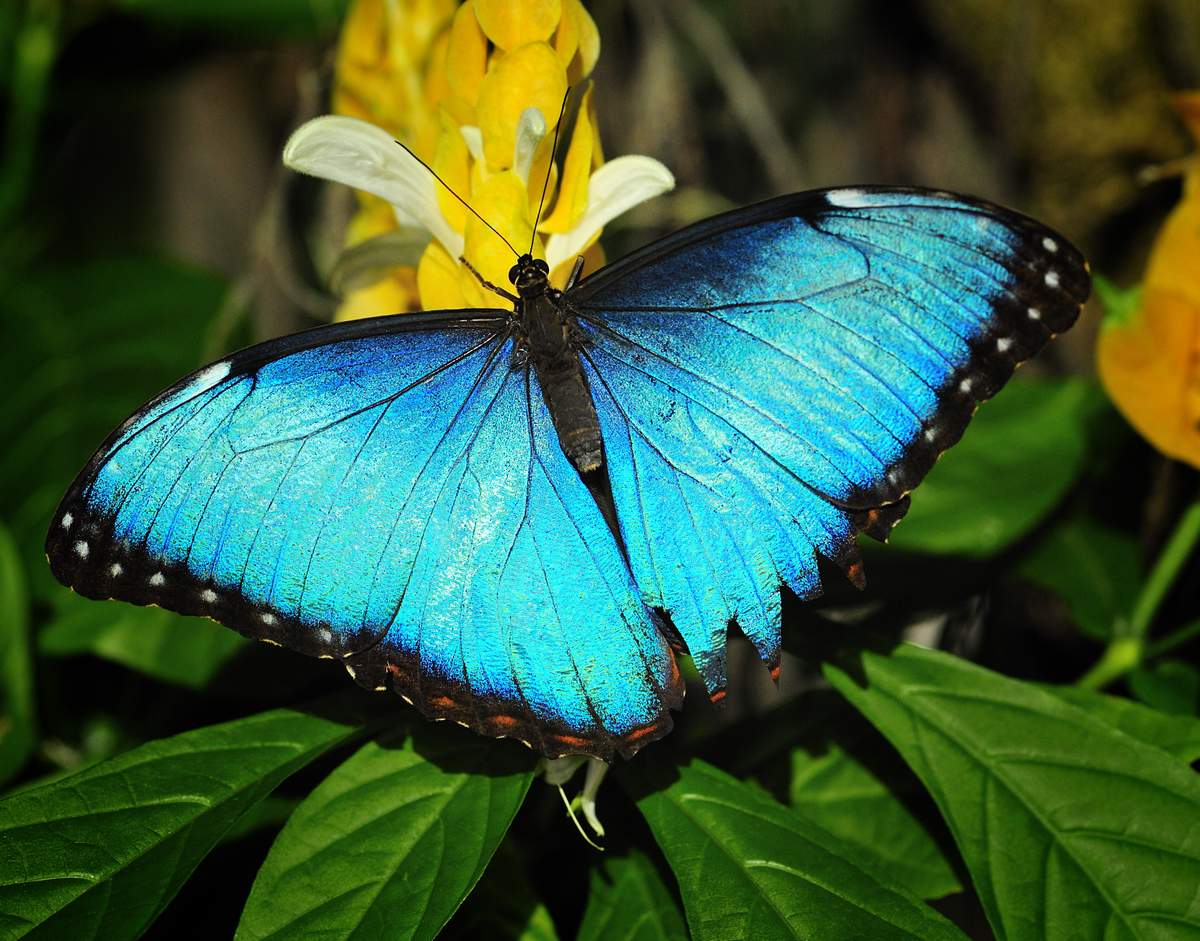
left=46, top=312, right=681, bottom=759
left=568, top=187, right=1089, bottom=694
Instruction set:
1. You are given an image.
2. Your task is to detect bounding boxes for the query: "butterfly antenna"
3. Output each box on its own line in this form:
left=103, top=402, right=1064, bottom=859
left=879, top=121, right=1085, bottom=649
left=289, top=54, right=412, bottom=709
left=556, top=783, right=605, bottom=852
left=393, top=138, right=520, bottom=259
left=529, top=87, right=572, bottom=255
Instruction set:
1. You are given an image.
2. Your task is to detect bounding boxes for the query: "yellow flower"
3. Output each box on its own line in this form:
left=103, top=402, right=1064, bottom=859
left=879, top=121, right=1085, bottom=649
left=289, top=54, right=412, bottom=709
left=289, top=0, right=672, bottom=320
left=1098, top=92, right=1200, bottom=468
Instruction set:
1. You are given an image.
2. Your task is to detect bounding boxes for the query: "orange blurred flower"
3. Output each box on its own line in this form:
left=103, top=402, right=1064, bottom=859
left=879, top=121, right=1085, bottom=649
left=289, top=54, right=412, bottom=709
left=1098, top=92, right=1200, bottom=468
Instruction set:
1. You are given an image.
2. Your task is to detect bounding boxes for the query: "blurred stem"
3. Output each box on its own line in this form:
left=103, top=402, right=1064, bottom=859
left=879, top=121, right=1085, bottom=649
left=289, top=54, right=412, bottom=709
left=1146, top=619, right=1200, bottom=659
left=0, top=0, right=58, bottom=229
left=1077, top=491, right=1200, bottom=690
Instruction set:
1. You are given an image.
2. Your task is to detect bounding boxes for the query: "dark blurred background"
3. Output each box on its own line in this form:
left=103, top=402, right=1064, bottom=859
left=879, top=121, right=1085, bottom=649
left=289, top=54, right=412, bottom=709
left=9, top=1, right=1200, bottom=347
left=2, top=3, right=1198, bottom=937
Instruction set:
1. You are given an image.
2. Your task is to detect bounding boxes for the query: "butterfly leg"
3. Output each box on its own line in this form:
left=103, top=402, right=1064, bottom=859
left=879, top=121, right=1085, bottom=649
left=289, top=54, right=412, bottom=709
left=460, top=256, right=520, bottom=303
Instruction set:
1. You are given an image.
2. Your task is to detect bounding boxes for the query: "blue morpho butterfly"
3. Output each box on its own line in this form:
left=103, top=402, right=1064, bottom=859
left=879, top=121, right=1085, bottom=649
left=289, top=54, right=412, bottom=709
left=46, top=165, right=1089, bottom=760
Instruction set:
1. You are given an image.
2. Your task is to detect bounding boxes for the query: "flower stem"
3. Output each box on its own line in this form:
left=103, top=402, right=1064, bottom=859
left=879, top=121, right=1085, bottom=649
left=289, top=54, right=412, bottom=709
left=1077, top=489, right=1200, bottom=690
left=1128, top=493, right=1200, bottom=638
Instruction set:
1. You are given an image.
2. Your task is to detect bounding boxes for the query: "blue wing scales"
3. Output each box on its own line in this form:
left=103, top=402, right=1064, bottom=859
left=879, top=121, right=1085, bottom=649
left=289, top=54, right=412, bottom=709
left=47, top=312, right=682, bottom=759
left=569, top=187, right=1089, bottom=694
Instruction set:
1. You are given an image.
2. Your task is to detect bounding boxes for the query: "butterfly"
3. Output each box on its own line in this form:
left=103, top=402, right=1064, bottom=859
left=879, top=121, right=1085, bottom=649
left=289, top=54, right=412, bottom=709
left=46, top=186, right=1089, bottom=760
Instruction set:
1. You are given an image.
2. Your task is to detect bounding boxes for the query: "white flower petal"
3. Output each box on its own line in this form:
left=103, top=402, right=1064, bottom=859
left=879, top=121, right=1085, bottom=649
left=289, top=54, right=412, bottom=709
left=544, top=155, right=675, bottom=273
left=459, top=125, right=485, bottom=164
left=284, top=115, right=463, bottom=259
left=512, top=107, right=547, bottom=185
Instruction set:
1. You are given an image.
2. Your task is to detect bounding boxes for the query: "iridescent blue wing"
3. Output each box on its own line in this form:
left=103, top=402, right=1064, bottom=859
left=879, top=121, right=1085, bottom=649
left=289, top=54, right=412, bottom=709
left=46, top=312, right=681, bottom=759
left=567, top=187, right=1089, bottom=695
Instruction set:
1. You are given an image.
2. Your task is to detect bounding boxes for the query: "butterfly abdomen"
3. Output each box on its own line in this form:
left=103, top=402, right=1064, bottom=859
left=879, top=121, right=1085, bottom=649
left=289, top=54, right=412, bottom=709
left=521, top=292, right=604, bottom=473
left=534, top=355, right=603, bottom=473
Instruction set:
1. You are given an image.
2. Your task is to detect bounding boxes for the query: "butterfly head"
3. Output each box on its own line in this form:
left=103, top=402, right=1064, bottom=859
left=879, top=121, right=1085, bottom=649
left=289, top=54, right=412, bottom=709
left=510, top=254, right=551, bottom=297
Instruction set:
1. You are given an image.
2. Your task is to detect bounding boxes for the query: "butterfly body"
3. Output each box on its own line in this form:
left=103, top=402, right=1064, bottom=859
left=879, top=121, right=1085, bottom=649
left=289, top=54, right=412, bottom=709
left=46, top=187, right=1090, bottom=760
left=511, top=253, right=605, bottom=473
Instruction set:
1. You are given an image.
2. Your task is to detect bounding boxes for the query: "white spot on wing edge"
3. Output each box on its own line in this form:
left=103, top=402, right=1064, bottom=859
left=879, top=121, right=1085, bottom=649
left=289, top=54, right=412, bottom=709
left=1028, top=307, right=1042, bottom=321
left=1044, top=270, right=1060, bottom=288
left=73, top=540, right=89, bottom=558
left=190, top=360, right=232, bottom=395
left=959, top=377, right=974, bottom=394
left=149, top=571, right=165, bottom=586
left=1042, top=236, right=1058, bottom=252
left=61, top=513, right=73, bottom=530
left=261, top=612, right=277, bottom=626
left=200, top=589, right=217, bottom=603
left=824, top=188, right=874, bottom=208
left=109, top=563, right=122, bottom=577
left=318, top=628, right=333, bottom=643
left=997, top=337, right=1014, bottom=353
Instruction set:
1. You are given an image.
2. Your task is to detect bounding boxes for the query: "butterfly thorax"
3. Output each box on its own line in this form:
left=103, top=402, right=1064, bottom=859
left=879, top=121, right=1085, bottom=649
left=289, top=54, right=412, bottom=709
left=511, top=254, right=603, bottom=474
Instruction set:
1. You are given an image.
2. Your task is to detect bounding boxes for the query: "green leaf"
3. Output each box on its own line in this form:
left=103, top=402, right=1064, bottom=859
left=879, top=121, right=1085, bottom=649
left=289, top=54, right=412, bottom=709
left=577, top=848, right=688, bottom=941
left=790, top=743, right=961, bottom=900
left=39, top=591, right=248, bottom=688
left=1017, top=517, right=1139, bottom=640
left=888, top=377, right=1107, bottom=556
left=1094, top=274, right=1142, bottom=329
left=447, top=839, right=559, bottom=941
left=1130, top=660, right=1200, bottom=716
left=1043, top=685, right=1200, bottom=763
left=0, top=522, right=34, bottom=785
left=826, top=644, right=1200, bottom=941
left=235, top=724, right=534, bottom=941
left=0, top=703, right=365, bottom=940
left=112, top=0, right=351, bottom=37
left=624, top=757, right=968, bottom=941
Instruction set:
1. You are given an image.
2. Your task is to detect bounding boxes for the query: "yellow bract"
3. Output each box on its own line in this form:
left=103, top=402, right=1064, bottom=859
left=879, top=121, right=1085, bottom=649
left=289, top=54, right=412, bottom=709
left=476, top=42, right=569, bottom=169
left=474, top=0, right=561, bottom=51
left=538, top=85, right=593, bottom=233
left=329, top=0, right=607, bottom=318
left=1098, top=92, right=1200, bottom=468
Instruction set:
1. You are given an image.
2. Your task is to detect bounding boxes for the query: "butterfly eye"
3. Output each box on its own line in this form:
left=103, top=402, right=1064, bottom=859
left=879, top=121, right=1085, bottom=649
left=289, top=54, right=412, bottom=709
left=508, top=264, right=521, bottom=283
left=534, top=259, right=549, bottom=274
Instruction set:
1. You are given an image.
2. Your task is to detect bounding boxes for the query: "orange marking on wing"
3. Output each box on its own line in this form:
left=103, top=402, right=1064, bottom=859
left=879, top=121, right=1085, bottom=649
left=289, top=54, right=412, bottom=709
left=549, top=733, right=590, bottom=748
left=623, top=718, right=669, bottom=744
left=709, top=688, right=727, bottom=704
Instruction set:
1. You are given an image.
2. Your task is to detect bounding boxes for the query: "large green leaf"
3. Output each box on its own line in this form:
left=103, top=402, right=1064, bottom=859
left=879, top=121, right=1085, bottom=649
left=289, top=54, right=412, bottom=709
left=445, top=839, right=559, bottom=941
left=576, top=848, right=688, bottom=941
left=1044, top=685, right=1200, bottom=764
left=624, top=758, right=968, bottom=941
left=0, top=703, right=365, bottom=940
left=888, top=377, right=1107, bottom=556
left=39, top=592, right=248, bottom=688
left=1129, top=660, right=1200, bottom=716
left=826, top=644, right=1200, bottom=940
left=1017, top=517, right=1139, bottom=640
left=0, top=522, right=34, bottom=785
left=790, top=743, right=960, bottom=901
left=235, top=724, right=534, bottom=941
